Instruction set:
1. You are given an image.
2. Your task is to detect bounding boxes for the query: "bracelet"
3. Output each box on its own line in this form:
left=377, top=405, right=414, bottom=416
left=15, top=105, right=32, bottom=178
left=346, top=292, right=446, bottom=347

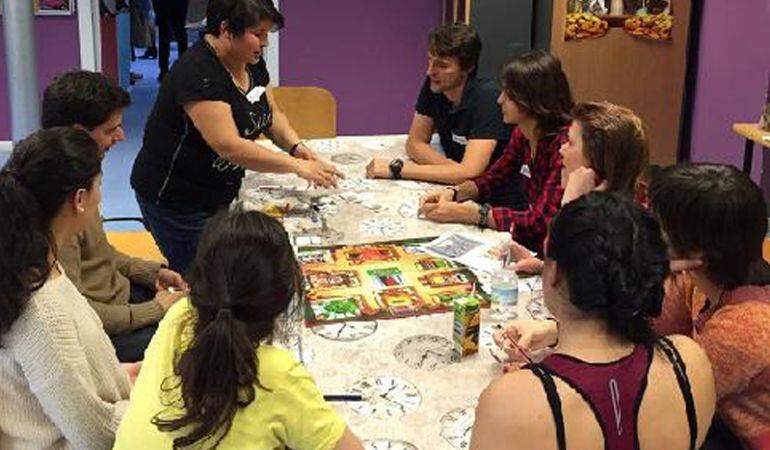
left=289, top=140, right=306, bottom=157
left=447, top=187, right=459, bottom=202
left=477, top=203, right=491, bottom=229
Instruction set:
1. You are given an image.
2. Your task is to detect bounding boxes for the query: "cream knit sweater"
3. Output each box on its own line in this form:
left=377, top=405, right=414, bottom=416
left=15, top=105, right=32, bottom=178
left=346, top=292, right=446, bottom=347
left=0, top=271, right=131, bottom=449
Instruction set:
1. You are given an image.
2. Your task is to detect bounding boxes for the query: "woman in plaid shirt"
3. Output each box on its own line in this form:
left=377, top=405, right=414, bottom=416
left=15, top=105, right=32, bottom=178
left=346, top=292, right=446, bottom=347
left=420, top=50, right=573, bottom=254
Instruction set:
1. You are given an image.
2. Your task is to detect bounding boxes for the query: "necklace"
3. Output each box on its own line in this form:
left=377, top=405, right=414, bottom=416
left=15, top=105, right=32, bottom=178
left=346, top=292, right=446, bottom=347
left=204, top=37, right=252, bottom=94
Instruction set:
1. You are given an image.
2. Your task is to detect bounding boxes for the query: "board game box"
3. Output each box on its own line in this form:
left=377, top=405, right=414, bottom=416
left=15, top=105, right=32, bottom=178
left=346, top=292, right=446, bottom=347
left=297, top=238, right=491, bottom=326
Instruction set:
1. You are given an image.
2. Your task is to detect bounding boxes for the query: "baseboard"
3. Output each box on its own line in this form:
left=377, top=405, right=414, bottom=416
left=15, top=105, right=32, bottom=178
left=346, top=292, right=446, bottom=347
left=0, top=141, right=13, bottom=153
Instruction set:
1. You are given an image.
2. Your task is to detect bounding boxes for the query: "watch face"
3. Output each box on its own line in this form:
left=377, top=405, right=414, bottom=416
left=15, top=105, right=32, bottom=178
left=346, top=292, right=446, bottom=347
left=440, top=406, right=476, bottom=449
left=348, top=376, right=422, bottom=419
left=311, top=321, right=378, bottom=341
left=363, top=439, right=419, bottom=450
left=393, top=334, right=456, bottom=370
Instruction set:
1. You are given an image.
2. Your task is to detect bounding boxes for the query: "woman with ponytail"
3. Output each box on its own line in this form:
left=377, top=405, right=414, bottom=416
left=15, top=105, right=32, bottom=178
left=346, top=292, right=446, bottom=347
left=114, top=206, right=363, bottom=449
left=0, top=128, right=131, bottom=449
left=471, top=193, right=716, bottom=450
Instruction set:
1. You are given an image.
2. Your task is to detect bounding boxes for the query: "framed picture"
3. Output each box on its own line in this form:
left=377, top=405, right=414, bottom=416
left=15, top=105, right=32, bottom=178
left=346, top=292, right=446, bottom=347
left=35, top=0, right=75, bottom=15
left=0, top=1, right=75, bottom=16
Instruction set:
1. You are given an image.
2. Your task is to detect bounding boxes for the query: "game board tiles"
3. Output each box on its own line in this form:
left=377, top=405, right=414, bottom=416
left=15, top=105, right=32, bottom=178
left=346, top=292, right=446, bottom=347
left=298, top=238, right=490, bottom=326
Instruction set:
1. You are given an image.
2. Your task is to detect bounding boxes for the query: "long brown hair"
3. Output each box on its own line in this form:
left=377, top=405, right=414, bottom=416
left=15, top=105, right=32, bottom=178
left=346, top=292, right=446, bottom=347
left=0, top=128, right=102, bottom=341
left=501, top=50, right=574, bottom=135
left=152, top=206, right=302, bottom=449
left=572, top=101, right=649, bottom=193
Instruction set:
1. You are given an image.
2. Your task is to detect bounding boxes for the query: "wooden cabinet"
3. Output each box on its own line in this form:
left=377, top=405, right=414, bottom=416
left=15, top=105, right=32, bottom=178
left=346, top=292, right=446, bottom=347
left=550, top=0, right=693, bottom=164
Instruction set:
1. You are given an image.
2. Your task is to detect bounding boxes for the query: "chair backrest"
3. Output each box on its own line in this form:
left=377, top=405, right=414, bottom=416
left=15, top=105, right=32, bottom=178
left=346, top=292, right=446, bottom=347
left=271, top=86, right=337, bottom=139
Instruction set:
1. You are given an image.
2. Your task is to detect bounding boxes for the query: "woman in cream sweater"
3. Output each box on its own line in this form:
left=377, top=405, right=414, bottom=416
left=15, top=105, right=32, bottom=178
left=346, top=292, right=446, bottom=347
left=0, top=128, right=132, bottom=449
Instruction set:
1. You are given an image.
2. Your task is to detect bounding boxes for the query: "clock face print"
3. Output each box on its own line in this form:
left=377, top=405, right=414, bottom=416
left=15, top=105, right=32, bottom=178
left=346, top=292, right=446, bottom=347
left=479, top=326, right=509, bottom=364
left=364, top=439, right=419, bottom=450
left=311, top=321, right=378, bottom=341
left=526, top=295, right=550, bottom=320
left=393, top=334, right=456, bottom=370
left=348, top=376, right=422, bottom=419
left=440, top=406, right=476, bottom=449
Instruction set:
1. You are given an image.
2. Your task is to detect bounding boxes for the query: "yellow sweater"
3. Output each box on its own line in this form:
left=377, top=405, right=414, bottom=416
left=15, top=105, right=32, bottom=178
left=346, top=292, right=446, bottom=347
left=114, top=299, right=346, bottom=450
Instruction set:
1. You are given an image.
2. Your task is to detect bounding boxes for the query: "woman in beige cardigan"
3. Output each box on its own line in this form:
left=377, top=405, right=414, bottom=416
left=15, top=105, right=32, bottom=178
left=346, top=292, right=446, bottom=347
left=0, top=128, right=133, bottom=449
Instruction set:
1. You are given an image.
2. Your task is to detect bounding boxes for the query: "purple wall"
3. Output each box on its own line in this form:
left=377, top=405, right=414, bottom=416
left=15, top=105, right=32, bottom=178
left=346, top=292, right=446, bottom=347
left=688, top=0, right=770, bottom=183
left=279, top=0, right=443, bottom=135
left=0, top=17, right=81, bottom=140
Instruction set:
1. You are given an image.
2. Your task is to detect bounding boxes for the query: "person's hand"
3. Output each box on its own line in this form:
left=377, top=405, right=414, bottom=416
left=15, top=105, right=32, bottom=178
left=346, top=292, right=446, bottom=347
left=365, top=158, right=391, bottom=179
left=155, top=268, right=188, bottom=292
left=293, top=143, right=319, bottom=161
left=154, top=289, right=186, bottom=312
left=122, top=361, right=142, bottom=386
left=562, top=167, right=608, bottom=205
left=295, top=159, right=344, bottom=188
left=420, top=188, right=454, bottom=209
left=421, top=200, right=478, bottom=224
left=513, top=257, right=545, bottom=275
left=493, top=319, right=558, bottom=358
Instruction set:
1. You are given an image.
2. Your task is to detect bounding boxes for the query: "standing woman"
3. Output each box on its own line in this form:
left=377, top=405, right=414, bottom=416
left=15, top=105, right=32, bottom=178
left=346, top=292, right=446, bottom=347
left=131, top=0, right=342, bottom=273
left=0, top=128, right=132, bottom=449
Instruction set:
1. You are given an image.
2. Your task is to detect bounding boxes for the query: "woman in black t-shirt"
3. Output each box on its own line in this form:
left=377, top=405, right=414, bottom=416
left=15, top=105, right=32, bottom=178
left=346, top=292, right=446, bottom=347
left=131, top=0, right=342, bottom=273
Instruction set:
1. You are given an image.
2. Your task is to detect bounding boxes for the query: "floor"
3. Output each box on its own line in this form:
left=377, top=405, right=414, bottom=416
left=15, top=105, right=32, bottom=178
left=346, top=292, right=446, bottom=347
left=0, top=47, right=170, bottom=232
left=101, top=51, right=162, bottom=231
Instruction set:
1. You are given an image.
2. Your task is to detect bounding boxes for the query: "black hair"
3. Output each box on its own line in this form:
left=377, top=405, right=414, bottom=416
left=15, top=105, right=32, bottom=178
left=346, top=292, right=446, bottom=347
left=546, top=192, right=670, bottom=346
left=651, top=163, right=770, bottom=289
left=205, top=0, right=285, bottom=37
left=0, top=128, right=102, bottom=339
left=152, top=205, right=302, bottom=449
left=428, top=23, right=482, bottom=76
left=501, top=50, right=574, bottom=135
left=41, top=70, right=130, bottom=129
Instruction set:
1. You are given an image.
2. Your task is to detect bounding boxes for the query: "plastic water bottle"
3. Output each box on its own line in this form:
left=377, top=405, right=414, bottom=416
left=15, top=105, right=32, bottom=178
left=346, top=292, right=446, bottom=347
left=490, top=267, right=519, bottom=320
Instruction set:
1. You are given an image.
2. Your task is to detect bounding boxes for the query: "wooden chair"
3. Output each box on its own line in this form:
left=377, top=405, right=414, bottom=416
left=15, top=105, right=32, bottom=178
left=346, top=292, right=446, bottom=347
left=104, top=218, right=167, bottom=264
left=271, top=86, right=337, bottom=139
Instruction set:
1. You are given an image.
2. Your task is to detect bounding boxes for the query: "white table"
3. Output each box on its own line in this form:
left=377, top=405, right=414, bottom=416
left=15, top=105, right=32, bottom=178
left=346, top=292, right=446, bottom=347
left=240, top=135, right=546, bottom=450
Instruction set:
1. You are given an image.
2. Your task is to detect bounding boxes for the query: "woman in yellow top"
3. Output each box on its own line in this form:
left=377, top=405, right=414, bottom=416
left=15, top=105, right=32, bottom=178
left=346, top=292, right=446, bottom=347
left=114, top=207, right=363, bottom=449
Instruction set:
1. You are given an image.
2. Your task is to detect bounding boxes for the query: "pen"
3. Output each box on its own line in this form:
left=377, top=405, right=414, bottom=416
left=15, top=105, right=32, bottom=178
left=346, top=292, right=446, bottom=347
left=323, top=394, right=364, bottom=402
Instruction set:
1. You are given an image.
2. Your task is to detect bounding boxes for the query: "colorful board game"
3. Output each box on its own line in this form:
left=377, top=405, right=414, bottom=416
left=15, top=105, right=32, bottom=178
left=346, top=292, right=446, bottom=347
left=298, top=238, right=490, bottom=326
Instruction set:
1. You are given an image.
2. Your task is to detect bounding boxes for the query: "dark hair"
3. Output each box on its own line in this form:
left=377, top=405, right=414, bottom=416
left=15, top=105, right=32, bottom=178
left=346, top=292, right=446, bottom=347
left=546, top=192, right=670, bottom=346
left=205, top=0, right=285, bottom=37
left=428, top=23, right=482, bottom=76
left=42, top=70, right=130, bottom=129
left=152, top=206, right=301, bottom=449
left=0, top=128, right=102, bottom=339
left=501, top=50, right=574, bottom=134
left=651, top=163, right=770, bottom=289
left=571, top=101, right=649, bottom=193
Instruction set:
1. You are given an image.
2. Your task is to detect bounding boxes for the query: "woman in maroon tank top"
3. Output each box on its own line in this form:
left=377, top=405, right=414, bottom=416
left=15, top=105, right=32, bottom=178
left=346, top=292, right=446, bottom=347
left=470, top=193, right=716, bottom=450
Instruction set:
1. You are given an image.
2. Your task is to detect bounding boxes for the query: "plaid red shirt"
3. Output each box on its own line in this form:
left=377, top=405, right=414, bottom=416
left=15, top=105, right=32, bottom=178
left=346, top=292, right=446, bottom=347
left=472, top=126, right=567, bottom=253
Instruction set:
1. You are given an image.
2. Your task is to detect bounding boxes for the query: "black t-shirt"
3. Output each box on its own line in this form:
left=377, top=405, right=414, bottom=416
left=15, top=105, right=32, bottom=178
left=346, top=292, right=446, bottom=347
left=131, top=39, right=272, bottom=210
left=415, top=76, right=511, bottom=165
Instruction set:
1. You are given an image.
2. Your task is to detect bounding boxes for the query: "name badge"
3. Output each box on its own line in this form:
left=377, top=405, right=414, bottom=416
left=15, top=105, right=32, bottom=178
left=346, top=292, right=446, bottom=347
left=246, top=86, right=266, bottom=104
left=451, top=132, right=468, bottom=146
left=520, top=164, right=532, bottom=178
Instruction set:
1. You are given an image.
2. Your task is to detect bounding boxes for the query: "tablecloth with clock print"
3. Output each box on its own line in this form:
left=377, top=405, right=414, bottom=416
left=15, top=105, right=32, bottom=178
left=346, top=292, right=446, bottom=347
left=240, top=135, right=548, bottom=450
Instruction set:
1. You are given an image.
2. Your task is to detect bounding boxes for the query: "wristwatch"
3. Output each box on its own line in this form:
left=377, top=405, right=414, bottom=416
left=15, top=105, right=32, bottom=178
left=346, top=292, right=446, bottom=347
left=389, top=158, right=404, bottom=179
left=477, top=203, right=491, bottom=229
